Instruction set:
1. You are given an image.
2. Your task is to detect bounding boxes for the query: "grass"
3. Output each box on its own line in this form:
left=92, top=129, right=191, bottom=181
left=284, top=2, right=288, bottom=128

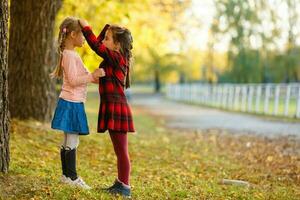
left=1, top=89, right=300, bottom=199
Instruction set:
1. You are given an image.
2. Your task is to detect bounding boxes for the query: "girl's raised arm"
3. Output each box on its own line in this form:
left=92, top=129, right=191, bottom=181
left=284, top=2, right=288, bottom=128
left=81, top=24, right=108, bottom=58
left=80, top=23, right=120, bottom=66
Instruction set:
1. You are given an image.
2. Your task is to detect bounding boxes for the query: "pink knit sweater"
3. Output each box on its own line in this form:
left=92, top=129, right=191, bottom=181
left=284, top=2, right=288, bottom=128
left=59, top=50, right=95, bottom=102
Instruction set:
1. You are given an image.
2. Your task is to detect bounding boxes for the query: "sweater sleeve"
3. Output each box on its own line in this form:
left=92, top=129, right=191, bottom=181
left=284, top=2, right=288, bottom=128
left=96, top=24, right=109, bottom=42
left=81, top=25, right=121, bottom=66
left=63, top=53, right=94, bottom=87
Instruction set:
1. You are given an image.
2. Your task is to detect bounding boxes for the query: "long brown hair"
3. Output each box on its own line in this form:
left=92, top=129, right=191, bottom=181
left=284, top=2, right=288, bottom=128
left=108, top=25, right=133, bottom=88
left=50, top=17, right=81, bottom=78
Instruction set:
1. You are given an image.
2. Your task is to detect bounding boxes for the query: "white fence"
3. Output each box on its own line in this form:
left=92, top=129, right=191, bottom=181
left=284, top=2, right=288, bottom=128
left=166, top=83, right=300, bottom=119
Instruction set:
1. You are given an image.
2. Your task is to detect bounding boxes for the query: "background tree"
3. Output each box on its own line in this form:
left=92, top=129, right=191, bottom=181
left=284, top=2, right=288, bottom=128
left=56, top=0, right=195, bottom=92
left=8, top=0, right=62, bottom=121
left=0, top=0, right=10, bottom=173
left=210, top=0, right=300, bottom=84
left=283, top=0, right=300, bottom=82
left=213, top=0, right=258, bottom=83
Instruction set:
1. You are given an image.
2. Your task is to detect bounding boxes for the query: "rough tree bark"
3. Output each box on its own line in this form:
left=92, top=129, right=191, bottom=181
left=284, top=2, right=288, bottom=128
left=0, top=0, right=10, bottom=173
left=8, top=0, right=62, bottom=122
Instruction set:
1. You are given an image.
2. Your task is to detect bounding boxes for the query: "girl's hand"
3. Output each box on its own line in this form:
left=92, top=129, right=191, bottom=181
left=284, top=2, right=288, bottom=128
left=79, top=19, right=89, bottom=28
left=92, top=68, right=105, bottom=78
left=91, top=77, right=99, bottom=84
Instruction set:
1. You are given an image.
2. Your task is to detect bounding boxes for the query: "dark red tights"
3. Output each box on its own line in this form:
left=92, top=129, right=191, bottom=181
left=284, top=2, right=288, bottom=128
left=109, top=131, right=131, bottom=185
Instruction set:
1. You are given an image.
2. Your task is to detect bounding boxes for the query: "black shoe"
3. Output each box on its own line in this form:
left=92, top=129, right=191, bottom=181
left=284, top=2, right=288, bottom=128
left=105, top=180, right=131, bottom=198
left=65, top=148, right=78, bottom=180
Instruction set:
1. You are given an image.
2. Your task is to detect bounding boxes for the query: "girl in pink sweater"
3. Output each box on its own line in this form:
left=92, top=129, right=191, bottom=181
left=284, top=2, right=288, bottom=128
left=51, top=17, right=105, bottom=189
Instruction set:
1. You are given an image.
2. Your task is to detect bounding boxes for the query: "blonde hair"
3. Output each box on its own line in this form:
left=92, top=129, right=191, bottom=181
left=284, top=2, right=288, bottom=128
left=50, top=17, right=81, bottom=78
left=108, top=25, right=133, bottom=88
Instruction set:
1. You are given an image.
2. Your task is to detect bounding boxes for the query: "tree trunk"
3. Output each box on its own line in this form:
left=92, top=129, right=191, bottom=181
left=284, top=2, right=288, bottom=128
left=8, top=0, right=62, bottom=122
left=0, top=0, right=10, bottom=173
left=154, top=69, right=161, bottom=93
left=179, top=72, right=185, bottom=84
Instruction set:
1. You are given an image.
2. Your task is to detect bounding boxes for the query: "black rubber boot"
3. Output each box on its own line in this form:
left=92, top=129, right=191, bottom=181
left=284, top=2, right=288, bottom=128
left=60, top=146, right=67, bottom=176
left=65, top=148, right=78, bottom=180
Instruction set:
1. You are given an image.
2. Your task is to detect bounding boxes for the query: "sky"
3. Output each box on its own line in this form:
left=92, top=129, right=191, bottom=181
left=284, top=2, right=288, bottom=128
left=186, top=0, right=226, bottom=52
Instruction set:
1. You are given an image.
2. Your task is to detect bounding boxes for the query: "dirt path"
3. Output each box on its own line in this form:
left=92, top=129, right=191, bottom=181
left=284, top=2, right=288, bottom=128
left=131, top=93, right=300, bottom=138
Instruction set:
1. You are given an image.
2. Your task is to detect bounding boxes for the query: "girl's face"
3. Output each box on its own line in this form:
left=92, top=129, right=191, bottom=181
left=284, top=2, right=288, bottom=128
left=70, top=30, right=85, bottom=47
left=102, top=29, right=120, bottom=51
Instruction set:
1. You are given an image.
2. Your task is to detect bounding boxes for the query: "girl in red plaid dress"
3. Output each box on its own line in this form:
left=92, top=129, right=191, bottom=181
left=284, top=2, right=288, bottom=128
left=79, top=19, right=134, bottom=197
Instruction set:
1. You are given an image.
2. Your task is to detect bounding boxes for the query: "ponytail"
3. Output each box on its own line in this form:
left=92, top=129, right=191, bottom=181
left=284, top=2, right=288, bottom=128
left=124, top=47, right=132, bottom=89
left=50, top=29, right=67, bottom=79
left=108, top=25, right=133, bottom=88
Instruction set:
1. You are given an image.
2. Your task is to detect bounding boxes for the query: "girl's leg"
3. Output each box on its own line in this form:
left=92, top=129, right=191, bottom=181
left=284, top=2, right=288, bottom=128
left=64, top=132, right=80, bottom=150
left=109, top=134, right=122, bottom=181
left=109, top=131, right=131, bottom=186
left=61, top=133, right=91, bottom=189
left=62, top=133, right=79, bottom=180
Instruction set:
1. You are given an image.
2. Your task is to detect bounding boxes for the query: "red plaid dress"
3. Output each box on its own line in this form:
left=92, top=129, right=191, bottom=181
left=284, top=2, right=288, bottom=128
left=82, top=25, right=135, bottom=133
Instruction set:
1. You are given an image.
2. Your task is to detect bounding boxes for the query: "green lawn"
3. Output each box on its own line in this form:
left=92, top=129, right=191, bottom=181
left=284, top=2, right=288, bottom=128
left=0, top=89, right=299, bottom=199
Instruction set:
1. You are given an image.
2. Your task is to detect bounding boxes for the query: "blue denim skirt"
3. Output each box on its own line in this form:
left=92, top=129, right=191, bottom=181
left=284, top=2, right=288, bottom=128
left=51, top=98, right=89, bottom=135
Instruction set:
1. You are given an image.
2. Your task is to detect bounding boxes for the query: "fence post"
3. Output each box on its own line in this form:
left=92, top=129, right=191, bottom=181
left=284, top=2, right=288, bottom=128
left=227, top=85, right=231, bottom=109
left=227, top=85, right=233, bottom=109
left=189, top=84, right=192, bottom=103
left=211, top=85, right=214, bottom=106
left=248, top=85, right=254, bottom=112
left=264, top=84, right=271, bottom=114
left=166, top=84, right=169, bottom=98
left=273, top=85, right=280, bottom=116
left=169, top=84, right=173, bottom=99
left=222, top=85, right=226, bottom=108
left=189, top=84, right=191, bottom=102
left=214, top=85, right=219, bottom=107
left=206, top=85, right=210, bottom=105
left=217, top=85, right=222, bottom=108
left=213, top=85, right=218, bottom=106
left=241, top=85, right=247, bottom=112
left=192, top=84, right=197, bottom=103
left=176, top=84, right=179, bottom=100
left=255, top=85, right=262, bottom=113
left=199, top=84, right=203, bottom=104
left=234, top=86, right=241, bottom=111
left=209, top=85, right=213, bottom=106
left=233, top=86, right=236, bottom=110
left=179, top=84, right=182, bottom=101
left=284, top=84, right=291, bottom=116
left=296, top=85, right=300, bottom=118
left=183, top=84, right=187, bottom=102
